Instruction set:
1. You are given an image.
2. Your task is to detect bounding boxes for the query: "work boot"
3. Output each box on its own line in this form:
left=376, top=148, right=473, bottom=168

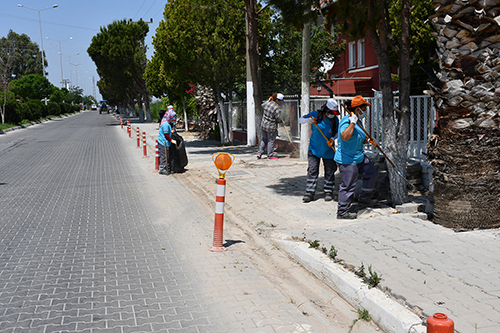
left=302, top=194, right=313, bottom=203
left=337, top=212, right=357, bottom=219
left=325, top=194, right=333, bottom=202
left=159, top=169, right=169, bottom=175
left=358, top=198, right=378, bottom=207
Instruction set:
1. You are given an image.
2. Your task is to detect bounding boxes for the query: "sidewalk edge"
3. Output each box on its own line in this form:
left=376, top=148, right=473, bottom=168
left=274, top=236, right=426, bottom=333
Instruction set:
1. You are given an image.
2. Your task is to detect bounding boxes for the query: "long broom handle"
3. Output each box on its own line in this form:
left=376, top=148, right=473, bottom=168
left=339, top=103, right=395, bottom=167
left=281, top=122, right=299, bottom=152
left=314, top=122, right=336, bottom=152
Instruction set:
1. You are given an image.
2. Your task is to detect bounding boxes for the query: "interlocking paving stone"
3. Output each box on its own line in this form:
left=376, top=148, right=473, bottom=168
left=0, top=113, right=332, bottom=332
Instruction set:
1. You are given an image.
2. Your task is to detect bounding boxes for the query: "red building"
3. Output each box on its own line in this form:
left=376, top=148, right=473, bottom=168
left=311, top=8, right=397, bottom=97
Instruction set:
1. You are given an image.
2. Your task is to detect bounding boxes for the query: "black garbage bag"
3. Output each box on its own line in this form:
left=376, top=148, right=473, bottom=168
left=171, top=131, right=188, bottom=173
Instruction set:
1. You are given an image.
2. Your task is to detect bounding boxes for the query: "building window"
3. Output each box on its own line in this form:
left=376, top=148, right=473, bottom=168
left=357, top=39, right=365, bottom=67
left=348, top=42, right=356, bottom=68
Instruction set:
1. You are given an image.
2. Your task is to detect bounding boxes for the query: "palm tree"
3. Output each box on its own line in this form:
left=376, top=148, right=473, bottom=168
left=427, top=0, right=500, bottom=230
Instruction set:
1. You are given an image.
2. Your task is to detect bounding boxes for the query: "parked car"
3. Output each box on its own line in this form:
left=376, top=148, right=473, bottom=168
left=91, top=104, right=97, bottom=111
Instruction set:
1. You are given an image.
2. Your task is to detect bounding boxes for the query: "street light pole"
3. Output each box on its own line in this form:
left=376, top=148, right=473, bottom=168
left=70, top=63, right=81, bottom=87
left=18, top=4, right=58, bottom=77
left=46, top=37, right=72, bottom=87
left=63, top=53, right=79, bottom=87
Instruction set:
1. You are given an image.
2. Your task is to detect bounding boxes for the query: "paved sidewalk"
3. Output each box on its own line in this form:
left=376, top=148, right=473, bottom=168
left=122, top=116, right=500, bottom=333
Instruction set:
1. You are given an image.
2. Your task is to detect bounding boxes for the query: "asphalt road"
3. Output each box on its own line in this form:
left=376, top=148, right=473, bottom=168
left=0, top=112, right=379, bottom=333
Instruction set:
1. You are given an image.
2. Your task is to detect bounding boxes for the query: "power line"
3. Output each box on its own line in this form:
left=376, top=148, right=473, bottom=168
left=0, top=12, right=99, bottom=32
left=141, top=0, right=158, bottom=18
left=132, top=0, right=147, bottom=20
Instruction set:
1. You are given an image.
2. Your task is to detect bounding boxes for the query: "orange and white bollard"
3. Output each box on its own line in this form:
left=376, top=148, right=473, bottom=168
left=127, top=120, right=131, bottom=138
left=427, top=313, right=454, bottom=333
left=153, top=140, right=159, bottom=172
left=120, top=117, right=123, bottom=129
left=212, top=178, right=227, bottom=251
left=136, top=127, right=140, bottom=148
left=210, top=153, right=235, bottom=252
left=142, top=132, right=147, bottom=158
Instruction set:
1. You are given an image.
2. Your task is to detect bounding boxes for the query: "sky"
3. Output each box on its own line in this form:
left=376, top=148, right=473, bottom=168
left=1, top=0, right=166, bottom=101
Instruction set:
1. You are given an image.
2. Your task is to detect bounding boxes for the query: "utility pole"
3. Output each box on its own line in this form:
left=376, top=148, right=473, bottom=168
left=17, top=4, right=58, bottom=77
left=92, top=76, right=96, bottom=100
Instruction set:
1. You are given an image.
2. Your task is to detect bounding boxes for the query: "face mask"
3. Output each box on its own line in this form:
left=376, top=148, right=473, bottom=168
left=327, top=114, right=335, bottom=119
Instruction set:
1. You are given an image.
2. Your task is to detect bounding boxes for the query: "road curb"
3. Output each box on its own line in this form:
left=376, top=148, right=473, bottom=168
left=274, top=236, right=426, bottom=333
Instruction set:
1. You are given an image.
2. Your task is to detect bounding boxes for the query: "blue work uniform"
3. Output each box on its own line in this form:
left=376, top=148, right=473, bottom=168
left=300, top=110, right=339, bottom=198
left=157, top=122, right=174, bottom=173
left=334, top=116, right=377, bottom=215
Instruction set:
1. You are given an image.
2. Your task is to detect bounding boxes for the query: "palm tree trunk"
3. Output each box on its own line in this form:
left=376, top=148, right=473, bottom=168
left=427, top=0, right=500, bottom=230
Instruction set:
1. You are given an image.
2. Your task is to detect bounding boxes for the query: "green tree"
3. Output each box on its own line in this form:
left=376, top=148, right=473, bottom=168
left=388, top=0, right=436, bottom=94
left=10, top=74, right=53, bottom=101
left=49, top=87, right=69, bottom=103
left=150, top=0, right=247, bottom=143
left=88, top=19, right=150, bottom=119
left=0, top=30, right=45, bottom=80
left=260, top=16, right=345, bottom=95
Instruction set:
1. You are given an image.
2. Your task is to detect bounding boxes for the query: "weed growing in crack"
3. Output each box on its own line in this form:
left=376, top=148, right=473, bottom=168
left=328, top=245, right=338, bottom=261
left=308, top=240, right=320, bottom=249
left=365, top=265, right=382, bottom=288
left=348, top=308, right=371, bottom=332
left=355, top=264, right=366, bottom=279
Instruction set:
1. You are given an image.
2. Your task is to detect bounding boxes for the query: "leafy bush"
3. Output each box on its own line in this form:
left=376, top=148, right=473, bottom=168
left=71, top=104, right=81, bottom=113
left=47, top=101, right=60, bottom=117
left=60, top=102, right=71, bottom=115
left=27, top=100, right=44, bottom=121
left=17, top=103, right=32, bottom=123
left=4, top=99, right=21, bottom=124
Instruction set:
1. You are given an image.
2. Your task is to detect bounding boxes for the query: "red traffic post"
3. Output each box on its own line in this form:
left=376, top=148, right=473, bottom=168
left=427, top=313, right=454, bottom=333
left=153, top=140, right=159, bottom=172
left=136, top=127, right=140, bottom=148
left=210, top=152, right=235, bottom=252
left=120, top=117, right=123, bottom=129
left=142, top=132, right=147, bottom=158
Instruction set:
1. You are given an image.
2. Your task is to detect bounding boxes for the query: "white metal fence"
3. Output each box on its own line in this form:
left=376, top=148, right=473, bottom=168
left=223, top=94, right=435, bottom=160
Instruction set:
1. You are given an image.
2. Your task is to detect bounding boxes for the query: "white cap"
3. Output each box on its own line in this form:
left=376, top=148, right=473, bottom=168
left=326, top=98, right=338, bottom=111
left=167, top=105, right=174, bottom=110
left=277, top=93, right=284, bottom=101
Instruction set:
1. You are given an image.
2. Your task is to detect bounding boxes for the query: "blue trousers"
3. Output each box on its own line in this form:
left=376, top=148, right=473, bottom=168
left=337, top=156, right=377, bottom=215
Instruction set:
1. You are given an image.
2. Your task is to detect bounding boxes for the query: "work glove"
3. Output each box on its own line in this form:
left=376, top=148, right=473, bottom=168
left=327, top=138, right=334, bottom=148
left=171, top=139, right=177, bottom=145
left=307, top=117, right=317, bottom=125
left=349, top=113, right=358, bottom=124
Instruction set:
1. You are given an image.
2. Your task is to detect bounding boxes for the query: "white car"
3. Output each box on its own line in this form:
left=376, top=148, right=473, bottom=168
left=91, top=104, right=97, bottom=110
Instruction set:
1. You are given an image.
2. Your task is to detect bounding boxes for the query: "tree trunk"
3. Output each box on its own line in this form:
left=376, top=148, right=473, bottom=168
left=137, top=94, right=144, bottom=121
left=393, top=0, right=411, bottom=205
left=1, top=87, right=6, bottom=124
left=245, top=0, right=263, bottom=144
left=214, top=82, right=227, bottom=144
left=182, top=95, right=188, bottom=131
left=144, top=92, right=151, bottom=121
left=300, top=19, right=311, bottom=162
left=227, top=82, right=234, bottom=144
left=368, top=0, right=407, bottom=206
left=427, top=0, right=500, bottom=230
